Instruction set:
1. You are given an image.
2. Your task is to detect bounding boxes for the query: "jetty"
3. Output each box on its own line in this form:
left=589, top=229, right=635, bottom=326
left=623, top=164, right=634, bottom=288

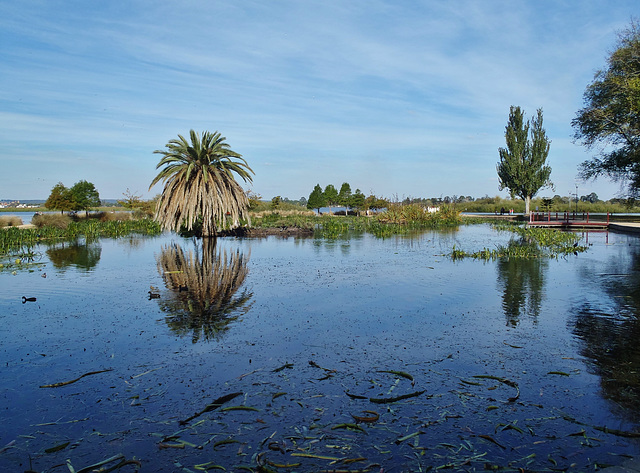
left=528, top=211, right=640, bottom=232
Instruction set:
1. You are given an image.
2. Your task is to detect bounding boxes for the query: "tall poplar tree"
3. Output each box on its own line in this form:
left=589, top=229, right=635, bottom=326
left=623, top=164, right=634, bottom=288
left=497, top=106, right=552, bottom=214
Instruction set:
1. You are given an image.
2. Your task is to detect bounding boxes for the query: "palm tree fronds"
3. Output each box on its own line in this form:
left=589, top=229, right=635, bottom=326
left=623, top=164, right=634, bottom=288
left=150, top=130, right=254, bottom=236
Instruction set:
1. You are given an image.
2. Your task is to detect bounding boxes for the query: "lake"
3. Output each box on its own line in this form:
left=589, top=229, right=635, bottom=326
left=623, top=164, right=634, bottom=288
left=1, top=224, right=639, bottom=472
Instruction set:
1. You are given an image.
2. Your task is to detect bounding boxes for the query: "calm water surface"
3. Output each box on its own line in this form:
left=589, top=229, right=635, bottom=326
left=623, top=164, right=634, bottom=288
left=1, top=224, right=640, bottom=472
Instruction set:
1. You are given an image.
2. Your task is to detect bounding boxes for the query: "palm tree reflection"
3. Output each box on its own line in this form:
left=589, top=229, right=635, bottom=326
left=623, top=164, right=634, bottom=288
left=156, top=239, right=252, bottom=343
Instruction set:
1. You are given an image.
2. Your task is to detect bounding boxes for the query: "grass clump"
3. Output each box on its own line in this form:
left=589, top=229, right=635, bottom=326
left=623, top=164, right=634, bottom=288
left=95, top=211, right=133, bottom=222
left=0, top=215, right=23, bottom=227
left=32, top=213, right=72, bottom=229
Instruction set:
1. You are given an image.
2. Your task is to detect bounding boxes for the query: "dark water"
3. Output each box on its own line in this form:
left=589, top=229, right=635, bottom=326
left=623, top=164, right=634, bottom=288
left=1, top=225, right=640, bottom=472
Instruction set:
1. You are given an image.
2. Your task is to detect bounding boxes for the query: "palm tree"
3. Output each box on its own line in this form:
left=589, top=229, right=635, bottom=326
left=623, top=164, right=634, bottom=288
left=150, top=130, right=254, bottom=236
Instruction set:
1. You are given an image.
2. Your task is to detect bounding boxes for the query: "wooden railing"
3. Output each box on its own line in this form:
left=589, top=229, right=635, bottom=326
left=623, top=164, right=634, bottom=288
left=529, top=211, right=610, bottom=224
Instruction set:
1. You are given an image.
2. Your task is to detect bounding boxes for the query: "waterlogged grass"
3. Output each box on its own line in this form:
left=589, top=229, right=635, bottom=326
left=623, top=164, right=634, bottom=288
left=0, top=219, right=161, bottom=257
left=451, top=223, right=588, bottom=260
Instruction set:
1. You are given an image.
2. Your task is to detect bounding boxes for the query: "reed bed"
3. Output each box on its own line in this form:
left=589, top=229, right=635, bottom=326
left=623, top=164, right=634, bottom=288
left=250, top=209, right=315, bottom=218
left=317, top=206, right=462, bottom=238
left=250, top=207, right=463, bottom=239
left=379, top=203, right=462, bottom=226
left=250, top=212, right=316, bottom=231
left=0, top=219, right=162, bottom=256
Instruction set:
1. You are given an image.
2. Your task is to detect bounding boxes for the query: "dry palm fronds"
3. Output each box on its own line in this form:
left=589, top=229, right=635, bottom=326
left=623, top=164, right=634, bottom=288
left=150, top=130, right=254, bottom=236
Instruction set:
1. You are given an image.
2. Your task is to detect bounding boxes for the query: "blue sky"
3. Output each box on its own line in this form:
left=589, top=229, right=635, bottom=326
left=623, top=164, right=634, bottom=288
left=1, top=1, right=638, bottom=201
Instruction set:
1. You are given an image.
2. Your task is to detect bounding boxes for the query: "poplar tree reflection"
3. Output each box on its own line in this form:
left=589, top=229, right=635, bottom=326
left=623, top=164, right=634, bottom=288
left=572, top=247, right=640, bottom=419
left=156, top=239, right=252, bottom=343
left=497, top=254, right=546, bottom=327
left=46, top=241, right=102, bottom=271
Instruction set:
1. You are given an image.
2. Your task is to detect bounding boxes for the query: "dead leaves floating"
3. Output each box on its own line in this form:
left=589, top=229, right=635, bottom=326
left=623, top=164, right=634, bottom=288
left=369, top=390, right=426, bottom=404
left=272, top=363, right=293, bottom=373
left=179, top=392, right=243, bottom=425
left=472, top=375, right=520, bottom=402
left=39, top=368, right=113, bottom=388
left=351, top=410, right=380, bottom=423
left=377, top=369, right=414, bottom=382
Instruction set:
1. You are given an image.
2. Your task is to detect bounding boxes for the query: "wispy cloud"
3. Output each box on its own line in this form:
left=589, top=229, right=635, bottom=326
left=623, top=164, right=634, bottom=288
left=0, top=0, right=636, bottom=200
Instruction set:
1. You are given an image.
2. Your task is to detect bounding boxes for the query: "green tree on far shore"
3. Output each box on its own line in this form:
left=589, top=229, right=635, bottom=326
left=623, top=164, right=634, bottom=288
left=324, top=184, right=339, bottom=214
left=338, top=182, right=352, bottom=211
left=307, top=184, right=326, bottom=213
left=497, top=106, right=553, bottom=214
left=572, top=20, right=640, bottom=197
left=351, top=189, right=366, bottom=215
left=45, top=182, right=76, bottom=214
left=71, top=180, right=101, bottom=216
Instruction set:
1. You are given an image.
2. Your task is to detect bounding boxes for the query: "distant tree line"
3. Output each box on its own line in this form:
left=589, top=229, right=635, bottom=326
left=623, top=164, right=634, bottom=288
left=306, top=183, right=389, bottom=215
left=45, top=180, right=101, bottom=215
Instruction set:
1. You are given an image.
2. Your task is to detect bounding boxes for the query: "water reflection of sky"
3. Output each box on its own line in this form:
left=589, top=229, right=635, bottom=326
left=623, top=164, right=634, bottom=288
left=1, top=225, right=640, bottom=471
